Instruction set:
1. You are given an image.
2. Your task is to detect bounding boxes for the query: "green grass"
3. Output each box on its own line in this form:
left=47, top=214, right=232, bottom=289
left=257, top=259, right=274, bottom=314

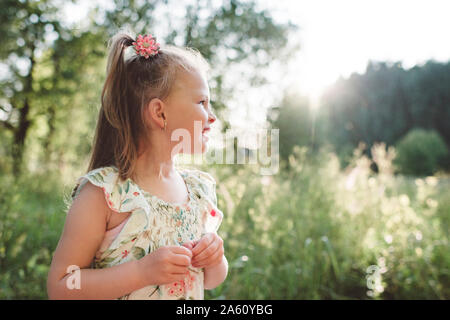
left=0, top=144, right=448, bottom=299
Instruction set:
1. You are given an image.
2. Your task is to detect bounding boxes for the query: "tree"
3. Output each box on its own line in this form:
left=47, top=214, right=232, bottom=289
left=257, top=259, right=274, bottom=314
left=0, top=0, right=105, bottom=176
left=96, top=0, right=299, bottom=129
left=0, top=0, right=298, bottom=177
left=319, top=60, right=450, bottom=164
left=268, top=92, right=312, bottom=164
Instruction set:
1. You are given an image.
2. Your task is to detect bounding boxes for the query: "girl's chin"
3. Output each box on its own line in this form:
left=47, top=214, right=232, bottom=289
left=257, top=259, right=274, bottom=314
left=200, top=134, right=209, bottom=152
left=200, top=135, right=210, bottom=153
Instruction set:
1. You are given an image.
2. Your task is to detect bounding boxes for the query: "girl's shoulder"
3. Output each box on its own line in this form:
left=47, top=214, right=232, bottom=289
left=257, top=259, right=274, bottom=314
left=179, top=167, right=216, bottom=191
left=179, top=167, right=223, bottom=234
left=71, top=166, right=144, bottom=214
left=71, top=166, right=118, bottom=199
left=178, top=167, right=219, bottom=205
left=179, top=167, right=216, bottom=185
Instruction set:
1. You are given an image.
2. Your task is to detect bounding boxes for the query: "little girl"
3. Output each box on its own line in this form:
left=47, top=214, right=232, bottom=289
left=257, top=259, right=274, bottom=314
left=47, top=32, right=227, bottom=300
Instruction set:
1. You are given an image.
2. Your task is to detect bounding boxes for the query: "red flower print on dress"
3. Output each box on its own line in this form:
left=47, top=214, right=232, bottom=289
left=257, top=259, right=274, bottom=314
left=133, top=192, right=139, bottom=196
left=210, top=209, right=216, bottom=217
left=167, top=272, right=195, bottom=296
left=167, top=281, right=185, bottom=297
left=121, top=250, right=129, bottom=259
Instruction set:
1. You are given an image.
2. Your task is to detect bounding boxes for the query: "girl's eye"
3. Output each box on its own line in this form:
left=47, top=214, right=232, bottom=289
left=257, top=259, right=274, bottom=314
left=199, top=100, right=208, bottom=107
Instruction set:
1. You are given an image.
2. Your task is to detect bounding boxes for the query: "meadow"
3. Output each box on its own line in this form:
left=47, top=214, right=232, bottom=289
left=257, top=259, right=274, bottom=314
left=1, top=143, right=448, bottom=299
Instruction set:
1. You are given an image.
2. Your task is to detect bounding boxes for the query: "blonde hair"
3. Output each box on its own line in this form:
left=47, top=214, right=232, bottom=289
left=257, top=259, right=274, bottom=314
left=79, top=32, right=209, bottom=190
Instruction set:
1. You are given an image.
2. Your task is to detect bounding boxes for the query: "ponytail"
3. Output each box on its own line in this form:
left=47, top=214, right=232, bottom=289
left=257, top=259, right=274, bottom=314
left=89, top=33, right=137, bottom=181
left=82, top=31, right=211, bottom=184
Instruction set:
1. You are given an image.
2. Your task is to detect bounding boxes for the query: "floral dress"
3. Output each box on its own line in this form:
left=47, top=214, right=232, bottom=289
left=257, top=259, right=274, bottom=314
left=70, top=165, right=223, bottom=300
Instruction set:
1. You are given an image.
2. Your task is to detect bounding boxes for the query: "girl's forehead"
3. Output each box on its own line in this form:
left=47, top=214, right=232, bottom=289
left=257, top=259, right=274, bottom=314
left=174, top=70, right=210, bottom=97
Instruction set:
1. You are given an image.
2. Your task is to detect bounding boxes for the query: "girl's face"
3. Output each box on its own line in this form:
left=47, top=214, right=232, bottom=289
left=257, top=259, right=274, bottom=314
left=165, top=69, right=216, bottom=154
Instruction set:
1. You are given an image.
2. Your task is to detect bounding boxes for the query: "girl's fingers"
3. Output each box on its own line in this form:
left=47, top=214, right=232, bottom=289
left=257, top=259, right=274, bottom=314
left=171, top=253, right=192, bottom=267
left=192, top=238, right=221, bottom=264
left=169, top=245, right=193, bottom=258
left=194, top=253, right=223, bottom=268
left=182, top=242, right=194, bottom=251
left=191, top=233, right=215, bottom=256
left=193, top=243, right=224, bottom=268
left=171, top=273, right=188, bottom=282
left=169, top=264, right=190, bottom=275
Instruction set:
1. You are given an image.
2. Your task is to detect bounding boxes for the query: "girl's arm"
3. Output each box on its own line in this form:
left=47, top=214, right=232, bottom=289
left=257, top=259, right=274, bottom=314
left=47, top=182, right=147, bottom=299
left=204, top=255, right=228, bottom=290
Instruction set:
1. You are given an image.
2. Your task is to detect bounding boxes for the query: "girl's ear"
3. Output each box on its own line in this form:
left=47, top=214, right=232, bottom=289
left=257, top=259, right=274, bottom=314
left=146, top=97, right=166, bottom=130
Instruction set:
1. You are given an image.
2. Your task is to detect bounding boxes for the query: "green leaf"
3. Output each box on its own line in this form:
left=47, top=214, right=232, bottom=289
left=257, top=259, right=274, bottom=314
left=102, top=249, right=115, bottom=256
left=90, top=174, right=100, bottom=184
left=102, top=257, right=117, bottom=263
left=96, top=173, right=105, bottom=183
left=132, top=247, right=145, bottom=260
left=122, top=198, right=132, bottom=205
left=125, top=180, right=130, bottom=193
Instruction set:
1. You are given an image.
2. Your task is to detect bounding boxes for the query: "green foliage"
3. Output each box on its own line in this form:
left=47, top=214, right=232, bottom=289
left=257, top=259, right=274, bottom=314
left=394, top=129, right=449, bottom=176
left=0, top=169, right=66, bottom=299
left=1, top=145, right=449, bottom=299
left=0, top=0, right=297, bottom=178
left=268, top=92, right=313, bottom=163
left=202, top=143, right=449, bottom=300
left=319, top=60, right=450, bottom=163
left=0, top=0, right=449, bottom=300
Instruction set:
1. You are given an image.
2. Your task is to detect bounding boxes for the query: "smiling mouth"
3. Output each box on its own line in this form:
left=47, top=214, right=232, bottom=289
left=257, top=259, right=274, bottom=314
left=202, top=127, right=210, bottom=134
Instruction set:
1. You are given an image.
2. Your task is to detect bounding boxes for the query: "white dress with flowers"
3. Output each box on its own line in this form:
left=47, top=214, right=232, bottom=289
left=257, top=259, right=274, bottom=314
left=71, top=166, right=223, bottom=300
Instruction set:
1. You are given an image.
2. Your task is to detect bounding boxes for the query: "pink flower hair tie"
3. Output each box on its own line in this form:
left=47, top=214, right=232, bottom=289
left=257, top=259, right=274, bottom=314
left=132, top=34, right=160, bottom=59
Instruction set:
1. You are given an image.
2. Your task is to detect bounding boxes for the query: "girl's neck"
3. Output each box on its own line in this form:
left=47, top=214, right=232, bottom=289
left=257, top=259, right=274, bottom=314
left=133, top=137, right=177, bottom=182
left=134, top=154, right=175, bottom=181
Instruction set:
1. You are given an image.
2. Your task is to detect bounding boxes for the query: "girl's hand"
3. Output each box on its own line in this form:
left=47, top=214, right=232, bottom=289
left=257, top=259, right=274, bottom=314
left=188, top=233, right=224, bottom=269
left=137, top=245, right=192, bottom=286
left=181, top=240, right=197, bottom=251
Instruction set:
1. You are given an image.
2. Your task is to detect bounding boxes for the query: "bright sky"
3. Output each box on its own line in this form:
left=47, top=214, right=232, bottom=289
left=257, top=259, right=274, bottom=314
left=266, top=0, right=450, bottom=107
left=60, top=0, right=450, bottom=128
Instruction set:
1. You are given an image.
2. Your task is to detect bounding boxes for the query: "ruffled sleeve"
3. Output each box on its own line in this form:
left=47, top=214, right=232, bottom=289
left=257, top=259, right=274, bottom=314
left=71, top=166, right=149, bottom=214
left=71, top=166, right=152, bottom=251
left=183, top=168, right=224, bottom=235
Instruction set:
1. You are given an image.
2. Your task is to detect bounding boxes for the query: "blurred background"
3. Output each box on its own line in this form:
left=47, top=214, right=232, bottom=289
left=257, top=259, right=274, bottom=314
left=0, top=0, right=449, bottom=299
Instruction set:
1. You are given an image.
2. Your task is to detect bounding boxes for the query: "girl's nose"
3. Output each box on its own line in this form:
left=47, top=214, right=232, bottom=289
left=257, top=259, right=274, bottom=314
left=208, top=109, right=216, bottom=124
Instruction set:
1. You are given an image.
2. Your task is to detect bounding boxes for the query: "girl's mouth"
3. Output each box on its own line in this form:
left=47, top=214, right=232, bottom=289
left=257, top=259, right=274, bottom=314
left=202, top=127, right=210, bottom=141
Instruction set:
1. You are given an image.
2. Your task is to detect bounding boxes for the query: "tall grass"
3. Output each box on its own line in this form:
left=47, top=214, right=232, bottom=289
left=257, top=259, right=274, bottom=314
left=0, top=143, right=448, bottom=299
left=205, top=143, right=449, bottom=300
left=0, top=171, right=66, bottom=298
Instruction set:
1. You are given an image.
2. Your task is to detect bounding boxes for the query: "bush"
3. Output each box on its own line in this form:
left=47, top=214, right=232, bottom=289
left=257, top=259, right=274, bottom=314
left=2, top=145, right=449, bottom=299
left=394, top=128, right=449, bottom=176
left=204, top=143, right=449, bottom=300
